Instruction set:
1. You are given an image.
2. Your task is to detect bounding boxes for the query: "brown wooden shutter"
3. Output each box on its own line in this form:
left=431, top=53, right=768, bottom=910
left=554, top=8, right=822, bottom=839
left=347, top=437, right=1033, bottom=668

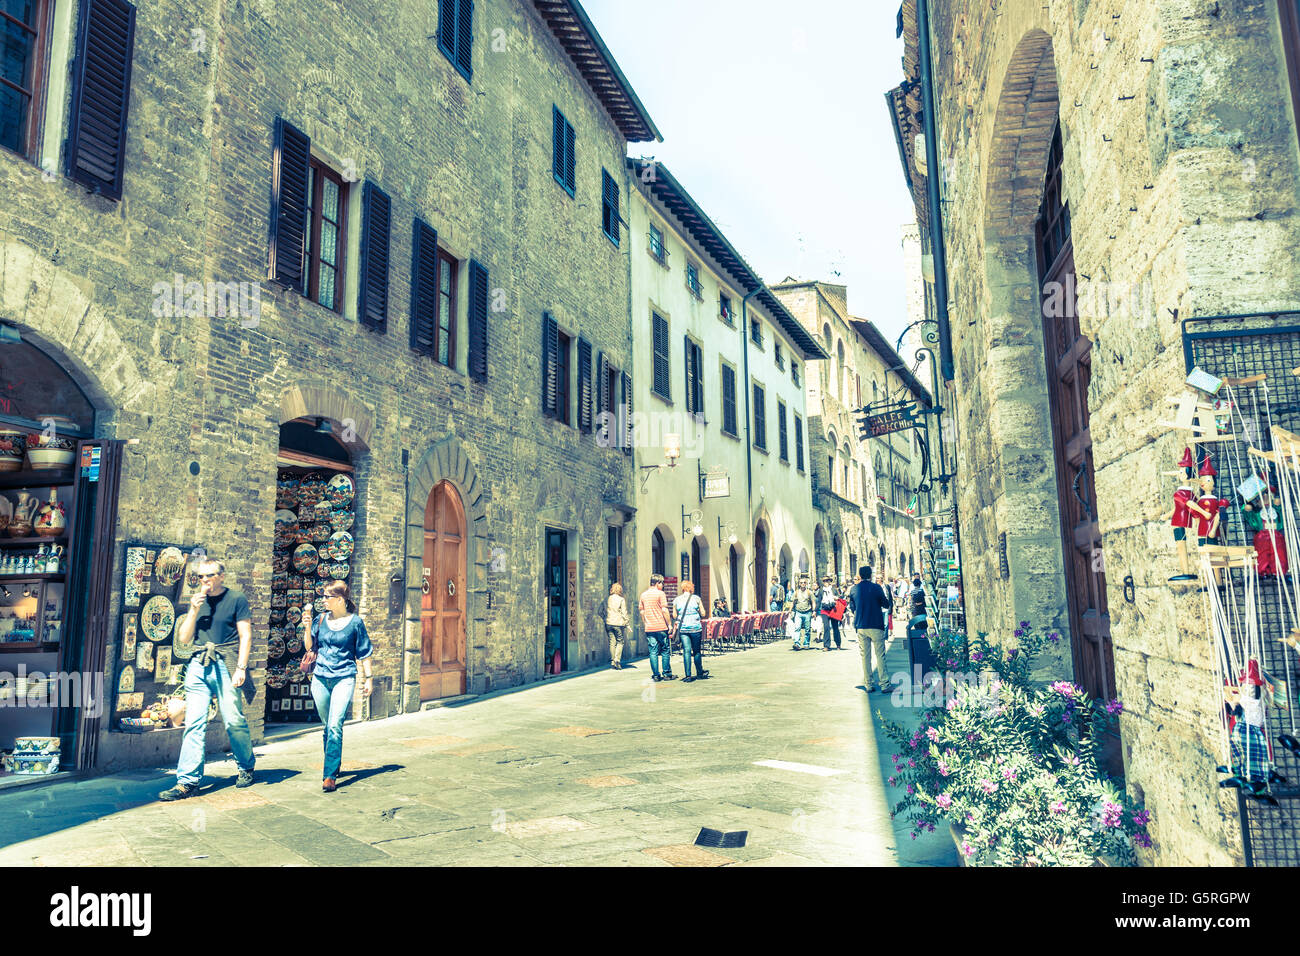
left=358, top=180, right=391, bottom=333
left=457, top=0, right=474, bottom=78
left=683, top=335, right=696, bottom=414
left=410, top=220, right=439, bottom=356
left=268, top=117, right=311, bottom=291
left=467, top=259, right=489, bottom=382
left=621, top=369, right=632, bottom=455
left=543, top=312, right=559, bottom=416
left=65, top=0, right=136, bottom=200
left=578, top=338, right=593, bottom=432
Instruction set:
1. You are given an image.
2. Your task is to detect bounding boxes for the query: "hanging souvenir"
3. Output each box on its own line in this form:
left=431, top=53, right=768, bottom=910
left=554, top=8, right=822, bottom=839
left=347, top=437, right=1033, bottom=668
left=317, top=563, right=331, bottom=578
left=330, top=510, right=354, bottom=533
left=1167, top=447, right=1197, bottom=581
left=329, top=562, right=349, bottom=580
left=326, top=473, right=355, bottom=507
left=140, top=596, right=175, bottom=642
left=118, top=665, right=135, bottom=693
left=121, top=614, right=138, bottom=662
left=275, top=509, right=297, bottom=528
left=286, top=605, right=302, bottom=625
left=268, top=636, right=286, bottom=660
left=154, top=547, right=186, bottom=586
left=1190, top=454, right=1228, bottom=545
left=1243, top=483, right=1289, bottom=577
left=293, top=543, right=319, bottom=574
left=272, top=551, right=291, bottom=573
left=327, top=531, right=354, bottom=561
left=124, top=547, right=147, bottom=607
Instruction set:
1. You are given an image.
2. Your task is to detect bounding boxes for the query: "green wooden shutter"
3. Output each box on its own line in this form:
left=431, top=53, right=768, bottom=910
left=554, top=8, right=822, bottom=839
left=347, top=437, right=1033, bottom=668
left=410, top=220, right=439, bottom=356
left=457, top=0, right=473, bottom=78
left=268, top=116, right=311, bottom=291
left=358, top=180, right=391, bottom=333
left=621, top=369, right=632, bottom=456
left=543, top=312, right=559, bottom=417
left=467, top=259, right=489, bottom=382
left=65, top=0, right=136, bottom=200
left=578, top=338, right=593, bottom=432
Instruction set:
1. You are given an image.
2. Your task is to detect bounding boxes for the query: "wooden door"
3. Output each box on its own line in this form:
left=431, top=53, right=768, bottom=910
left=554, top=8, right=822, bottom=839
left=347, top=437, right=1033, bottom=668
left=1037, top=124, right=1115, bottom=706
left=754, top=526, right=767, bottom=609
left=421, top=480, right=466, bottom=700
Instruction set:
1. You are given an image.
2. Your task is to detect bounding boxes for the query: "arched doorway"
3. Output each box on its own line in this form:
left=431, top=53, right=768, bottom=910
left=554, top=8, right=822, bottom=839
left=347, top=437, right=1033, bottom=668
left=778, top=544, right=793, bottom=594
left=691, top=535, right=710, bottom=608
left=421, top=480, right=467, bottom=700
left=754, top=523, right=768, bottom=609
left=651, top=527, right=667, bottom=577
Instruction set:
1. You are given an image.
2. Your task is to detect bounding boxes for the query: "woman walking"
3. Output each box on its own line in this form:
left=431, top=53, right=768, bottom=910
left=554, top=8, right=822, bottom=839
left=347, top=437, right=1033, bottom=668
left=820, top=575, right=845, bottom=651
left=605, top=582, right=629, bottom=669
left=672, top=581, right=709, bottom=682
left=304, top=581, right=373, bottom=793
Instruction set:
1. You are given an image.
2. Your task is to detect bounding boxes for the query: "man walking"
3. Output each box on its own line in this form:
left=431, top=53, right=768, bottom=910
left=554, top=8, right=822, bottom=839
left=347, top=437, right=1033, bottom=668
left=639, top=573, right=675, bottom=682
left=787, top=575, right=816, bottom=650
left=159, top=558, right=256, bottom=800
left=769, top=578, right=786, bottom=612
left=849, top=565, right=893, bottom=693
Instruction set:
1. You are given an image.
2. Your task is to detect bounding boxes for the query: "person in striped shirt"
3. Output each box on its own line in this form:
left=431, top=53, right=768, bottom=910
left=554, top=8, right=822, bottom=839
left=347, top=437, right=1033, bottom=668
left=638, top=573, right=675, bottom=682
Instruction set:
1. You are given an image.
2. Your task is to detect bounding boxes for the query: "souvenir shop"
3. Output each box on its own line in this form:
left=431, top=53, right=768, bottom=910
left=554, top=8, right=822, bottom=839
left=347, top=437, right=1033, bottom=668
left=0, top=334, right=122, bottom=779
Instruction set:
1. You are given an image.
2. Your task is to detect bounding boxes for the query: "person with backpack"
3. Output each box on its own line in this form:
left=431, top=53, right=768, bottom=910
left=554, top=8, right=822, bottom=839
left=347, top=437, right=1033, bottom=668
left=850, top=565, right=894, bottom=693
left=769, top=579, right=786, bottom=612
left=672, top=581, right=709, bottom=682
left=787, top=575, right=816, bottom=650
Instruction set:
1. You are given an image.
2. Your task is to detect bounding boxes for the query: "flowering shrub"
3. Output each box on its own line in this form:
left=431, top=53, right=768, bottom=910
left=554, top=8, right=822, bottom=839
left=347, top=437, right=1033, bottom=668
left=879, top=623, right=1152, bottom=866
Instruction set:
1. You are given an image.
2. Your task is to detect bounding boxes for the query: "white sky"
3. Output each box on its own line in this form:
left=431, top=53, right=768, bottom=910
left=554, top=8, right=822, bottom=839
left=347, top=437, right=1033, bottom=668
left=581, top=0, right=916, bottom=345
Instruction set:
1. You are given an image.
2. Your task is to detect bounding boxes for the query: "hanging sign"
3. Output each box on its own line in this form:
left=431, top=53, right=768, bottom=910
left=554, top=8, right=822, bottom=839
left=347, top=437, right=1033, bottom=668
left=859, top=403, right=919, bottom=439
left=567, top=561, right=577, bottom=640
left=702, top=471, right=731, bottom=499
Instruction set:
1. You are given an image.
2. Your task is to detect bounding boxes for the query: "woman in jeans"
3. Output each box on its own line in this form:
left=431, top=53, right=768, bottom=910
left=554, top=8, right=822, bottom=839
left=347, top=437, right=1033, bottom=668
left=672, top=581, right=709, bottom=682
left=304, top=581, right=373, bottom=792
left=605, top=582, right=629, bottom=670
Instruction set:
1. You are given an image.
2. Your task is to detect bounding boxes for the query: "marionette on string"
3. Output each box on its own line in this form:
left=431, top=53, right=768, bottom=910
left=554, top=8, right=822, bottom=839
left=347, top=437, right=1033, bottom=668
left=1167, top=446, right=1198, bottom=581
left=1190, top=454, right=1229, bottom=546
left=1218, top=660, right=1284, bottom=804
left=1242, top=480, right=1289, bottom=578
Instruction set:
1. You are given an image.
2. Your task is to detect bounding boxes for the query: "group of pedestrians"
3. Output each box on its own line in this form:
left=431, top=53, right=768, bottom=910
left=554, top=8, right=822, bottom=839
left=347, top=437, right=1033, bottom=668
left=157, top=556, right=374, bottom=802
left=610, top=574, right=712, bottom=682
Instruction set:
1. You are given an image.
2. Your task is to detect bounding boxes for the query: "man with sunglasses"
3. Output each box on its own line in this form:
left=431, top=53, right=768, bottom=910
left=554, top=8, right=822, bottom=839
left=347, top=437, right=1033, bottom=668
left=159, top=558, right=256, bottom=800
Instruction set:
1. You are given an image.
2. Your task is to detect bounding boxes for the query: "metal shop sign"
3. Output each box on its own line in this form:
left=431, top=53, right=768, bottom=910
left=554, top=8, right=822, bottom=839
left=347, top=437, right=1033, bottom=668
left=701, top=471, right=731, bottom=499
left=860, top=403, right=919, bottom=438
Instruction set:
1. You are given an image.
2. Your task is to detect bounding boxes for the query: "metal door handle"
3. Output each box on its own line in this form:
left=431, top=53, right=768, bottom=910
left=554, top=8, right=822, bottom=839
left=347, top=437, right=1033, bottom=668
left=447, top=579, right=456, bottom=596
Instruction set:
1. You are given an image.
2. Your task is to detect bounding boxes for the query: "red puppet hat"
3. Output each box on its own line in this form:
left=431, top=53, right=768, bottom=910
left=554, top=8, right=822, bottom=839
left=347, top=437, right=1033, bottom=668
left=1198, top=455, right=1217, bottom=478
left=1177, top=447, right=1195, bottom=469
left=1240, top=660, right=1264, bottom=687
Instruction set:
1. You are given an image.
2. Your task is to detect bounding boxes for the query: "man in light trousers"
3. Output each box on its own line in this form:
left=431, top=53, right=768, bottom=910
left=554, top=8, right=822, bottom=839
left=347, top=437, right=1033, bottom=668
left=849, top=565, right=893, bottom=693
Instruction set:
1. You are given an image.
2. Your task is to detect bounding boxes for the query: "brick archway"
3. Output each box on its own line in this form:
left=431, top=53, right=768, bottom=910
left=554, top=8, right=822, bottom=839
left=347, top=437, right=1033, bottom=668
left=985, top=29, right=1059, bottom=239
left=278, top=384, right=374, bottom=452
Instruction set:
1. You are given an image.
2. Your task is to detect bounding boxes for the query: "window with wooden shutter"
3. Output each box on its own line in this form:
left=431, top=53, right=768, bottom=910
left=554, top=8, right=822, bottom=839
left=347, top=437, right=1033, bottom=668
left=0, top=0, right=52, bottom=161
left=778, top=401, right=789, bottom=461
left=410, top=220, right=439, bottom=357
left=438, top=0, right=473, bottom=82
left=601, top=168, right=619, bottom=244
left=721, top=364, right=737, bottom=437
left=268, top=117, right=311, bottom=291
left=467, top=259, right=489, bottom=382
left=683, top=339, right=703, bottom=421
left=434, top=250, right=457, bottom=366
left=795, top=414, right=805, bottom=471
left=652, top=313, right=670, bottom=400
left=556, top=331, right=571, bottom=425
left=65, top=0, right=135, bottom=200
left=692, top=341, right=704, bottom=419
left=596, top=351, right=607, bottom=418
left=553, top=106, right=575, bottom=196
left=683, top=335, right=696, bottom=415
left=542, top=312, right=559, bottom=417
left=621, top=369, right=632, bottom=455
left=358, top=180, right=391, bottom=333
left=753, top=383, right=767, bottom=450
left=578, top=338, right=593, bottom=432
left=305, top=159, right=349, bottom=311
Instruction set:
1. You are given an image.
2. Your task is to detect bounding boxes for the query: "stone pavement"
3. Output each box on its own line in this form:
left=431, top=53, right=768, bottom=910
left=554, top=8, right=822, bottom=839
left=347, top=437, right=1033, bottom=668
left=0, top=628, right=957, bottom=866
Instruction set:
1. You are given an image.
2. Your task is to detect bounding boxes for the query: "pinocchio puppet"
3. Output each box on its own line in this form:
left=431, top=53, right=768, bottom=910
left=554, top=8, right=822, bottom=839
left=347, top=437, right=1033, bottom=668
left=1242, top=480, right=1289, bottom=577
left=1168, top=446, right=1197, bottom=581
left=1188, top=454, right=1228, bottom=546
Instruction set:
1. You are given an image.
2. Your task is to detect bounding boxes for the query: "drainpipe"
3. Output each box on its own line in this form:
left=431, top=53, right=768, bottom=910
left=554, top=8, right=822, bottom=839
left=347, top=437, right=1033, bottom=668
left=917, top=0, right=953, bottom=383
left=741, top=286, right=762, bottom=515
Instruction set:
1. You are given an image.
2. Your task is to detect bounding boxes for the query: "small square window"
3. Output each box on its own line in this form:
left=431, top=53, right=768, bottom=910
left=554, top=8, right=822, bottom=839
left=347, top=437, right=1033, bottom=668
left=719, top=294, right=733, bottom=324
left=750, top=318, right=763, bottom=347
left=774, top=342, right=784, bottom=370
left=686, top=263, right=703, bottom=300
left=648, top=224, right=667, bottom=265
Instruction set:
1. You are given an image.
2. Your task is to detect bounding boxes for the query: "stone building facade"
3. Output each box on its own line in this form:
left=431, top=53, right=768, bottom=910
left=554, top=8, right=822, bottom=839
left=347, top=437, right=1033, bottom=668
left=0, top=0, right=658, bottom=769
left=889, top=0, right=1300, bottom=864
left=626, top=160, right=825, bottom=619
left=771, top=280, right=929, bottom=588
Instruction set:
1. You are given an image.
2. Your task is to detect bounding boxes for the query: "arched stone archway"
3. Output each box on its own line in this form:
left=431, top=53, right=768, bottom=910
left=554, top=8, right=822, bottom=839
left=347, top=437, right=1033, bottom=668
left=278, top=384, right=374, bottom=453
left=403, top=435, right=488, bottom=710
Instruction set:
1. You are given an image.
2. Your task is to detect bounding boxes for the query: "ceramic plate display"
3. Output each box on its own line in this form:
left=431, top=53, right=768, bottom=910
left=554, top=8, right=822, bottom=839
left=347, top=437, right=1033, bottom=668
left=329, top=562, right=349, bottom=579
left=293, top=528, right=312, bottom=544
left=272, top=551, right=291, bottom=573
left=286, top=606, right=302, bottom=625
left=327, top=531, right=354, bottom=561
left=316, top=563, right=331, bottom=578
left=326, top=473, right=355, bottom=507
left=290, top=575, right=305, bottom=590
left=330, top=510, right=354, bottom=533
left=307, top=523, right=331, bottom=544
left=275, top=509, right=297, bottom=528
left=286, top=634, right=302, bottom=654
left=268, top=636, right=285, bottom=660
left=292, top=543, right=319, bottom=573
left=271, top=590, right=288, bottom=608
left=311, top=500, right=334, bottom=522
left=267, top=667, right=287, bottom=690
left=288, top=590, right=305, bottom=608
left=124, top=547, right=147, bottom=607
left=271, top=571, right=288, bottom=589
left=140, top=596, right=175, bottom=642
left=268, top=609, right=286, bottom=625
left=154, top=547, right=186, bottom=586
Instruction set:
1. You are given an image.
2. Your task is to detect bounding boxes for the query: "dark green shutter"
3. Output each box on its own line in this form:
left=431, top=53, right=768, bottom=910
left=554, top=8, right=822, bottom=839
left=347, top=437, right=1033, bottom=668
left=564, top=120, right=576, bottom=193
left=552, top=108, right=565, bottom=184
left=358, top=180, right=391, bottom=333
left=692, top=342, right=704, bottom=418
left=410, top=220, right=439, bottom=356
left=467, top=259, right=489, bottom=381
left=268, top=116, right=311, bottom=291
left=543, top=312, right=559, bottom=417
left=578, top=338, right=593, bottom=432
left=65, top=0, right=136, bottom=200
left=457, top=0, right=473, bottom=78
left=621, top=370, right=632, bottom=455
left=438, top=0, right=456, bottom=58
left=652, top=314, right=669, bottom=399
left=683, top=335, right=696, bottom=414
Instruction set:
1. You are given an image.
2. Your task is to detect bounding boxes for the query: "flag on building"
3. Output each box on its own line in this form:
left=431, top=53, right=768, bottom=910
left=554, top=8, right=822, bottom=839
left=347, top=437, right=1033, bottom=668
left=906, top=494, right=919, bottom=516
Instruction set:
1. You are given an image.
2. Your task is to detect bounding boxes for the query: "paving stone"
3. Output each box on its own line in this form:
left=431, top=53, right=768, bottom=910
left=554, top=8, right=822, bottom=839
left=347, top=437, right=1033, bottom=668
left=641, top=843, right=735, bottom=867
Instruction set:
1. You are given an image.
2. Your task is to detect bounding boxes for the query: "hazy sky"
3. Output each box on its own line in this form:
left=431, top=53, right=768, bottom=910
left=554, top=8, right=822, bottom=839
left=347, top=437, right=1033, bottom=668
left=581, top=0, right=916, bottom=345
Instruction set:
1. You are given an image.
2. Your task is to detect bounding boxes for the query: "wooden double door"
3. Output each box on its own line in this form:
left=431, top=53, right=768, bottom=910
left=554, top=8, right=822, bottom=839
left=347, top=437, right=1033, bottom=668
left=421, top=480, right=466, bottom=700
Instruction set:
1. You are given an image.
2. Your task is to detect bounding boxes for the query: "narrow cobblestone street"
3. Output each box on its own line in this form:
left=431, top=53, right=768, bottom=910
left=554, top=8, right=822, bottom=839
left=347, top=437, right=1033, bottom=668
left=0, top=635, right=953, bottom=867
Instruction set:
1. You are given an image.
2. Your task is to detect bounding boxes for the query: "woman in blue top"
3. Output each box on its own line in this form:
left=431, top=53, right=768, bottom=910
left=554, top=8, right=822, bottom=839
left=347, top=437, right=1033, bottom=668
left=672, top=581, right=709, bottom=683
left=303, top=581, right=373, bottom=792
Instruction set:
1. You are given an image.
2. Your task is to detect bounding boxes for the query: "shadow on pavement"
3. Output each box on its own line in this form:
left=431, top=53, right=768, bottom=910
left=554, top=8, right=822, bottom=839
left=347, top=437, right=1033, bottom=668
left=334, top=764, right=403, bottom=788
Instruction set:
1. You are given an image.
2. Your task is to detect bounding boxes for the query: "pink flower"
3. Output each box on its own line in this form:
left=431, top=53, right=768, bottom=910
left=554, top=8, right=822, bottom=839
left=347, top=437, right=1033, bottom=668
left=926, top=726, right=940, bottom=742
left=979, top=778, right=997, bottom=794
left=960, top=841, right=975, bottom=857
left=936, top=794, right=952, bottom=809
left=937, top=760, right=950, bottom=777
left=1101, top=801, right=1123, bottom=828
left=906, top=784, right=914, bottom=795
left=1001, top=767, right=1016, bottom=781
left=1050, top=801, right=1066, bottom=814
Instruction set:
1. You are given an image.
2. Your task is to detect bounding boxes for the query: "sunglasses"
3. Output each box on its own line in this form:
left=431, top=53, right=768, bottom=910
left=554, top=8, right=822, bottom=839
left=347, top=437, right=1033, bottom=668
left=199, top=572, right=221, bottom=579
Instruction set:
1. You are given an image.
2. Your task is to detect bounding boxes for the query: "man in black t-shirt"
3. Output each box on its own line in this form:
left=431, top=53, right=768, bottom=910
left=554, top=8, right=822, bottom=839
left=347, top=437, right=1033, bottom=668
left=159, top=558, right=256, bottom=801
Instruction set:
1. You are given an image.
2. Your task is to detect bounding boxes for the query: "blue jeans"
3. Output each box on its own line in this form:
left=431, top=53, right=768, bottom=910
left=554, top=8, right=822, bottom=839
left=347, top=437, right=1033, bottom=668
left=310, top=674, right=356, bottom=780
left=176, top=658, right=255, bottom=786
left=680, top=629, right=703, bottom=677
left=794, top=611, right=812, bottom=647
left=646, top=631, right=671, bottom=677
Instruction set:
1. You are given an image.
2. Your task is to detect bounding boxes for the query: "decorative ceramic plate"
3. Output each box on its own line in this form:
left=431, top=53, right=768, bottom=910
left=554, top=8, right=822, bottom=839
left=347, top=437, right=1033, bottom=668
left=154, top=547, right=186, bottom=586
left=327, top=531, right=354, bottom=561
left=267, top=667, right=287, bottom=690
left=268, top=636, right=285, bottom=660
left=268, top=609, right=286, bottom=625
left=271, top=571, right=288, bottom=589
left=313, top=597, right=329, bottom=615
left=293, top=528, right=312, bottom=544
left=270, top=590, right=288, bottom=608
left=171, top=636, right=195, bottom=660
left=275, top=509, right=297, bottom=527
left=292, top=543, right=319, bottom=574
left=326, top=473, right=355, bottom=507
left=272, top=551, right=291, bottom=573
left=124, top=547, right=147, bottom=607
left=314, top=582, right=329, bottom=596
left=140, top=596, right=175, bottom=642
left=286, top=635, right=303, bottom=654
left=309, top=523, right=332, bottom=544
left=286, top=605, right=302, bottom=625
left=329, top=562, right=349, bottom=580
left=312, top=500, right=334, bottom=522
left=316, top=563, right=331, bottom=578
left=290, top=575, right=305, bottom=590
left=330, top=510, right=354, bottom=533
left=289, top=659, right=307, bottom=683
